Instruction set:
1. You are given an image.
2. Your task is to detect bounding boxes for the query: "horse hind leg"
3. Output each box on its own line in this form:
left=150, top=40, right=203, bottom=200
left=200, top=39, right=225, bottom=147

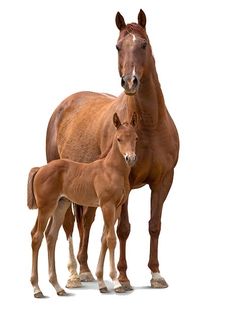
left=30, top=212, right=51, bottom=298
left=62, top=205, right=81, bottom=288
left=76, top=205, right=96, bottom=282
left=46, top=199, right=73, bottom=295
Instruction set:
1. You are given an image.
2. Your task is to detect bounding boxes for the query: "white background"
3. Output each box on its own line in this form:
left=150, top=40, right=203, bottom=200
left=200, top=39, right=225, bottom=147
left=0, top=0, right=236, bottom=314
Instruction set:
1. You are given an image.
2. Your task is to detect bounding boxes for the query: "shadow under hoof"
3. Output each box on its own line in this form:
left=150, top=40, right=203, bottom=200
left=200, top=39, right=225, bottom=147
left=150, top=278, right=168, bottom=288
left=79, top=272, right=95, bottom=282
left=114, top=286, right=126, bottom=294
left=99, top=287, right=109, bottom=294
left=34, top=291, right=45, bottom=298
left=120, top=281, right=133, bottom=291
left=57, top=289, right=68, bottom=296
left=66, top=278, right=82, bottom=288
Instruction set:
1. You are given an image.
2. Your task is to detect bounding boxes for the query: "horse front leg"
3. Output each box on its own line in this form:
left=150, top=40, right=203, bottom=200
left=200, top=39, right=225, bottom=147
left=62, top=205, right=81, bottom=288
left=76, top=206, right=96, bottom=282
left=148, top=170, right=174, bottom=288
left=117, top=200, right=132, bottom=290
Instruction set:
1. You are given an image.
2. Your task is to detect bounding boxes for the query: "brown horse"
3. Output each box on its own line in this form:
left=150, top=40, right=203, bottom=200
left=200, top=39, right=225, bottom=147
left=46, top=9, right=179, bottom=289
left=28, top=113, right=138, bottom=297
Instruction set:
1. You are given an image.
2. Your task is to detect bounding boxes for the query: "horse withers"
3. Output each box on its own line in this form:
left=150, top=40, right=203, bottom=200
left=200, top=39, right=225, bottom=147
left=28, top=113, right=138, bottom=297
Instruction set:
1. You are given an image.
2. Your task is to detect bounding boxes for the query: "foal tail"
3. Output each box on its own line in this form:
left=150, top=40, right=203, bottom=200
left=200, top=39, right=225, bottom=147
left=27, top=167, right=40, bottom=209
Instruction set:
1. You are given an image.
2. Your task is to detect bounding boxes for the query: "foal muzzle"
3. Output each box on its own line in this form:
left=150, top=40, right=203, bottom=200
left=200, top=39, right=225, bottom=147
left=124, top=153, right=137, bottom=167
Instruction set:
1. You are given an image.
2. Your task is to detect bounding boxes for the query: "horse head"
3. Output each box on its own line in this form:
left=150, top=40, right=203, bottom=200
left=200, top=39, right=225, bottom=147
left=115, top=9, right=151, bottom=95
left=113, top=112, right=138, bottom=167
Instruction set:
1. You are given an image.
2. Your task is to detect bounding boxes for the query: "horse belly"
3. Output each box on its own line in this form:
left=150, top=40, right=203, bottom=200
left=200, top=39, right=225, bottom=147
left=64, top=183, right=99, bottom=208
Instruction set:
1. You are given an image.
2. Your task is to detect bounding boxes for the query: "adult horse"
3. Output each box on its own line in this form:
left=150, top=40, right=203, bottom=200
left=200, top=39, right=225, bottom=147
left=46, top=9, right=179, bottom=289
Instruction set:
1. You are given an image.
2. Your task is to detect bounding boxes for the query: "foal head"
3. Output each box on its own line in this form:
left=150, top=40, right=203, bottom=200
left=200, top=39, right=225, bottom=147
left=113, top=112, right=138, bottom=167
left=115, top=9, right=151, bottom=95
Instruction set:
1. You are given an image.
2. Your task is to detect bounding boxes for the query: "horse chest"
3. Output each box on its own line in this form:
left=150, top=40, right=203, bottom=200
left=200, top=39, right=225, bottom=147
left=130, top=131, right=176, bottom=187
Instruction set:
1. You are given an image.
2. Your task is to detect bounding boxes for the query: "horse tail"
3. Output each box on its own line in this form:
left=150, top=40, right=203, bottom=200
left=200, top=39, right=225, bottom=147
left=27, top=167, right=40, bottom=209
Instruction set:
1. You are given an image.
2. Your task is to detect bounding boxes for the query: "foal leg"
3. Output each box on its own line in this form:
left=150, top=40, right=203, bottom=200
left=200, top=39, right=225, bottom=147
left=46, top=199, right=71, bottom=295
left=30, top=211, right=51, bottom=298
left=76, top=206, right=96, bottom=281
left=62, top=205, right=81, bottom=288
left=96, top=227, right=108, bottom=293
left=148, top=171, right=174, bottom=288
left=117, top=200, right=132, bottom=290
left=102, top=204, right=125, bottom=293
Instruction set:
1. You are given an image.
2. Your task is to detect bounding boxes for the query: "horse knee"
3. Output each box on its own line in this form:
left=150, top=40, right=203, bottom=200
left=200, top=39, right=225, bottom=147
left=31, top=233, right=43, bottom=250
left=46, top=233, right=57, bottom=247
left=107, top=236, right=116, bottom=250
left=117, top=222, right=130, bottom=240
left=148, top=220, right=161, bottom=237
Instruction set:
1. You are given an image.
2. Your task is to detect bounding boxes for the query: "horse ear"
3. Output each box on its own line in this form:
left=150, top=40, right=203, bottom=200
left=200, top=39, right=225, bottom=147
left=130, top=112, right=138, bottom=127
left=113, top=113, right=122, bottom=129
left=116, top=12, right=126, bottom=31
left=138, top=9, right=146, bottom=29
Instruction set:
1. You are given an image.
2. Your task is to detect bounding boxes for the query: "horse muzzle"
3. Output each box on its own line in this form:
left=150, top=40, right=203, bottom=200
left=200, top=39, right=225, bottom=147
left=124, top=153, right=137, bottom=167
left=121, top=75, right=139, bottom=95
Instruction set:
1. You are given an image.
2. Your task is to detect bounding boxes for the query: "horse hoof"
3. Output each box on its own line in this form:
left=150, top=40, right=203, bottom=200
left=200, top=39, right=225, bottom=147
left=99, top=286, right=109, bottom=293
left=57, top=289, right=67, bottom=296
left=79, top=271, right=95, bottom=282
left=120, top=281, right=133, bottom=291
left=114, top=286, right=126, bottom=294
left=151, top=277, right=168, bottom=288
left=34, top=291, right=44, bottom=298
left=66, top=277, right=82, bottom=288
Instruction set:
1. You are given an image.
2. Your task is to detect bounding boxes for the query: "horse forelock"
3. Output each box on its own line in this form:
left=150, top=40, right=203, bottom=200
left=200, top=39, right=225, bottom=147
left=122, top=23, right=148, bottom=40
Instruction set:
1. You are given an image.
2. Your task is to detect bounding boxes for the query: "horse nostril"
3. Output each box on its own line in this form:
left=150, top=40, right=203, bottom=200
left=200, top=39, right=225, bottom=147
left=133, top=76, right=138, bottom=87
left=125, top=155, right=129, bottom=162
left=121, top=77, right=126, bottom=88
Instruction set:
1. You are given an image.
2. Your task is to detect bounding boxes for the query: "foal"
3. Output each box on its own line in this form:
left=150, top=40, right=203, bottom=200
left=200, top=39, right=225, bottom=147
left=27, top=112, right=138, bottom=297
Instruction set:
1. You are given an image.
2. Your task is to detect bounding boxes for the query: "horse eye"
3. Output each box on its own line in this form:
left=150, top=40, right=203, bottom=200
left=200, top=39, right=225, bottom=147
left=141, top=42, right=147, bottom=49
left=136, top=137, right=138, bottom=141
left=117, top=138, right=121, bottom=142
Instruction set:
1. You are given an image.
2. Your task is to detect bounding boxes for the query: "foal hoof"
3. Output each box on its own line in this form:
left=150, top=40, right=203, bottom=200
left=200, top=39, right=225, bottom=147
left=79, top=271, right=95, bottom=282
left=114, top=286, right=126, bottom=294
left=99, top=286, right=109, bottom=294
left=66, top=277, right=82, bottom=288
left=151, top=277, right=168, bottom=289
left=57, top=289, right=67, bottom=296
left=120, top=281, right=133, bottom=291
left=34, top=291, right=44, bottom=298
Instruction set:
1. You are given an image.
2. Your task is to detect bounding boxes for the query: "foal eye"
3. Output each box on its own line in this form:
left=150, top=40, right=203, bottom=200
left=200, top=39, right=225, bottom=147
left=117, top=138, right=121, bottom=142
left=141, top=42, right=147, bottom=49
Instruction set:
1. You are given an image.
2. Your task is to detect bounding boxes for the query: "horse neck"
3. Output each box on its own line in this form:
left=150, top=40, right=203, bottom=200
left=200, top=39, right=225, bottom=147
left=126, top=56, right=166, bottom=130
left=104, top=136, right=130, bottom=175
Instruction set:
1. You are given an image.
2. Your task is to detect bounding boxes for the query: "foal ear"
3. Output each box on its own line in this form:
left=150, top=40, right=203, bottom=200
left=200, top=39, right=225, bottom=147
left=113, top=113, right=122, bottom=129
left=116, top=12, right=126, bottom=31
left=130, top=112, right=138, bottom=127
left=138, top=9, right=146, bottom=29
